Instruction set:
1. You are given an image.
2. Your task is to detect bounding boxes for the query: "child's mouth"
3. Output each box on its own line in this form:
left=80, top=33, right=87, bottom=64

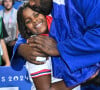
left=36, top=22, right=42, bottom=28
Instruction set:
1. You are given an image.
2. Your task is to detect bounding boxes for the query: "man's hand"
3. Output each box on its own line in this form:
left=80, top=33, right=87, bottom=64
left=27, top=35, right=60, bottom=56
left=18, top=44, right=46, bottom=65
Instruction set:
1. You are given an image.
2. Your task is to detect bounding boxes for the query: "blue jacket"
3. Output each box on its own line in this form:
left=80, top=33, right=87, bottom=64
left=50, top=0, right=100, bottom=86
left=11, top=0, right=100, bottom=87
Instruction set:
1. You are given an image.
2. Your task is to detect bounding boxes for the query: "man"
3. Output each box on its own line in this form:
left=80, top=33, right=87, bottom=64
left=0, top=16, right=10, bottom=66
left=0, top=0, right=18, bottom=59
left=12, top=0, right=100, bottom=89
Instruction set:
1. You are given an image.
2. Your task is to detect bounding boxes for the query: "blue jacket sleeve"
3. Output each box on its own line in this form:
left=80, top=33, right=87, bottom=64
left=11, top=34, right=26, bottom=70
left=57, top=0, right=100, bottom=72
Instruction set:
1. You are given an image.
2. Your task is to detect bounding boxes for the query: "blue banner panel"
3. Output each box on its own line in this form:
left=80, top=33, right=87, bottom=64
left=0, top=66, right=32, bottom=90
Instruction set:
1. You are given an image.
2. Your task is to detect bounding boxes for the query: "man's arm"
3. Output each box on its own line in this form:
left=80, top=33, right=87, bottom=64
left=11, top=34, right=44, bottom=66
left=18, top=43, right=46, bottom=64
left=1, top=39, right=10, bottom=66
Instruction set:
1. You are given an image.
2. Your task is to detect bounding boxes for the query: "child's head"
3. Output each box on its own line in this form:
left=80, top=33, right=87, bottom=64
left=17, top=3, right=48, bottom=39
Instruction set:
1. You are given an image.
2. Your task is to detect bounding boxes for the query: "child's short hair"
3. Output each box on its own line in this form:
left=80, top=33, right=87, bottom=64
left=17, top=3, right=47, bottom=39
left=2, top=0, right=15, bottom=6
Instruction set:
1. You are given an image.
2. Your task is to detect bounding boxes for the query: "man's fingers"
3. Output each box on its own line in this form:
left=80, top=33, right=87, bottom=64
left=27, top=35, right=46, bottom=44
left=28, top=43, right=37, bottom=47
left=29, top=56, right=45, bottom=65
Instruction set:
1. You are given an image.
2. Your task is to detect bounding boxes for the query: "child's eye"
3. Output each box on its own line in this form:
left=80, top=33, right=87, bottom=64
left=25, top=20, right=31, bottom=24
left=34, top=13, right=39, bottom=18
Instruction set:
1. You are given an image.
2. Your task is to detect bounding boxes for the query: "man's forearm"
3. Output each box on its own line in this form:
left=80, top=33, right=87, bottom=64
left=18, top=44, right=33, bottom=60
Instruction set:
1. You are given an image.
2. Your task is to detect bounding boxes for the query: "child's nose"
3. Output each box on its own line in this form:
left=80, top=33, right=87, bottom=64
left=32, top=18, right=37, bottom=24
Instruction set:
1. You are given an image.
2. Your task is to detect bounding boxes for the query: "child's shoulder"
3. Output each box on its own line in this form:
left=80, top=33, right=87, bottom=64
left=46, top=15, right=53, bottom=23
left=46, top=15, right=53, bottom=20
left=46, top=16, right=53, bottom=30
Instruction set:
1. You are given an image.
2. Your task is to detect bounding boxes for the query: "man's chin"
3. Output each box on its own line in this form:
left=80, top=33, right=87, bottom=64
left=31, top=0, right=52, bottom=15
left=40, top=0, right=52, bottom=15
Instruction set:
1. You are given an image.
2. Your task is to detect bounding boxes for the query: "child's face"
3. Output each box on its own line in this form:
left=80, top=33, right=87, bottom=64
left=23, top=7, right=48, bottom=35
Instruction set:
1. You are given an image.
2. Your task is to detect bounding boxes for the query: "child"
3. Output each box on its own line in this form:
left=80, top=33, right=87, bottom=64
left=16, top=3, right=69, bottom=90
